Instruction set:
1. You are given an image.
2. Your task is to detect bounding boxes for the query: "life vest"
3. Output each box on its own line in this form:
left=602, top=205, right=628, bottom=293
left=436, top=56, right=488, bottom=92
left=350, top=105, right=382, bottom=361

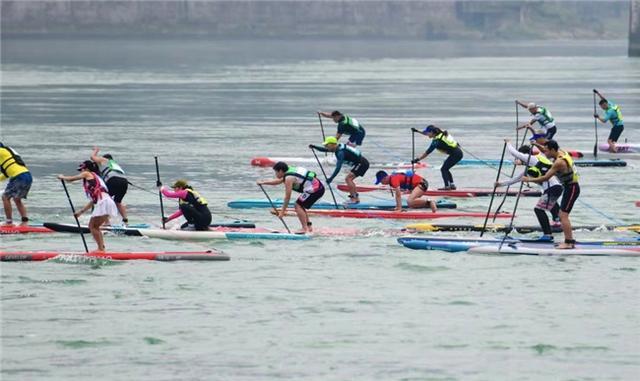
left=340, top=116, right=363, bottom=134
left=284, top=166, right=317, bottom=193
left=178, top=187, right=208, bottom=208
left=525, top=154, right=553, bottom=178
left=337, top=143, right=361, bottom=165
left=434, top=132, right=458, bottom=153
left=390, top=171, right=422, bottom=191
left=557, top=151, right=579, bottom=185
left=608, top=103, right=623, bottom=126
left=100, top=159, right=125, bottom=180
left=534, top=107, right=555, bottom=127
left=0, top=145, right=28, bottom=179
left=83, top=172, right=108, bottom=203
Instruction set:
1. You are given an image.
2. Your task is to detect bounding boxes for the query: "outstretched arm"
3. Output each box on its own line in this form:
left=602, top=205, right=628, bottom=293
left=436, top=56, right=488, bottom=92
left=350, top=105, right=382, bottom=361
left=257, top=178, right=284, bottom=186
left=90, top=147, right=108, bottom=165
left=593, top=89, right=605, bottom=100
left=57, top=172, right=91, bottom=182
left=515, top=100, right=529, bottom=108
left=318, top=111, right=333, bottom=118
left=309, top=144, right=329, bottom=153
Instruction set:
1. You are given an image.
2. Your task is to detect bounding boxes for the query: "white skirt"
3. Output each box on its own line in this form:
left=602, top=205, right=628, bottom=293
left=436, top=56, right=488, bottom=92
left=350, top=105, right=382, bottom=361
left=91, top=194, right=119, bottom=218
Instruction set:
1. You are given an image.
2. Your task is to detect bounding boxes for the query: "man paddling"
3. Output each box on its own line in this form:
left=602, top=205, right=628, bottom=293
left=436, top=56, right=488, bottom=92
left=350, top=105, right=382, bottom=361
left=318, top=110, right=366, bottom=146
left=516, top=100, right=558, bottom=140
left=257, top=162, right=325, bottom=233
left=412, top=125, right=463, bottom=190
left=593, top=89, right=624, bottom=153
left=523, top=140, right=580, bottom=249
left=495, top=139, right=562, bottom=241
left=58, top=161, right=118, bottom=252
left=90, top=147, right=129, bottom=225
left=158, top=179, right=212, bottom=231
left=374, top=170, right=437, bottom=213
left=0, top=143, right=32, bottom=226
left=309, top=136, right=369, bottom=205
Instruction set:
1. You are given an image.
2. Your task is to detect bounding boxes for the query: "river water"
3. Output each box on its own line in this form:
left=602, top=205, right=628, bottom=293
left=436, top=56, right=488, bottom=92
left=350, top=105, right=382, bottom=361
left=1, top=38, right=639, bottom=380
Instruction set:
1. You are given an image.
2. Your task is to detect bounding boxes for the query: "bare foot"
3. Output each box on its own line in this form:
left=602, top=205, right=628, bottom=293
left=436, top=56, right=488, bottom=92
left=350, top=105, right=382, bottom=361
left=555, top=242, right=575, bottom=249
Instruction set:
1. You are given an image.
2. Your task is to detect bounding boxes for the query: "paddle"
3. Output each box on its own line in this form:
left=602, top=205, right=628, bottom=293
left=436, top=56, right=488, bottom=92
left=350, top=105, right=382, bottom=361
left=317, top=112, right=328, bottom=157
left=126, top=180, right=156, bottom=195
left=154, top=156, right=166, bottom=229
left=259, top=184, right=291, bottom=233
left=498, top=144, right=533, bottom=250
left=411, top=128, right=417, bottom=172
left=480, top=141, right=507, bottom=237
left=593, top=89, right=598, bottom=158
left=60, top=179, right=89, bottom=253
left=310, top=146, right=339, bottom=209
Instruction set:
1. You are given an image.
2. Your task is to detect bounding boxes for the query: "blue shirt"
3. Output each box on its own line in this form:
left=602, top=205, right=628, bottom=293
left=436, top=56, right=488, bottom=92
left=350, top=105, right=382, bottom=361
left=603, top=103, right=623, bottom=127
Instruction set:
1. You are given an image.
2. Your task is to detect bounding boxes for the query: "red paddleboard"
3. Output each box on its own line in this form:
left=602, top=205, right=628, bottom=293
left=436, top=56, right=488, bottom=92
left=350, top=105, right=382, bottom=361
left=532, top=147, right=583, bottom=158
left=0, top=250, right=229, bottom=261
left=0, top=224, right=53, bottom=234
left=250, top=156, right=427, bottom=170
left=336, top=184, right=541, bottom=197
left=290, top=209, right=512, bottom=219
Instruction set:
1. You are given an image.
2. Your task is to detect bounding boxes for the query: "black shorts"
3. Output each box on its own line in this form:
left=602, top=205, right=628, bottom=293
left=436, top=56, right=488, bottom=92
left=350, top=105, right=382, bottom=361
left=106, top=176, right=128, bottom=203
left=350, top=157, right=370, bottom=178
left=296, top=182, right=325, bottom=209
left=560, top=182, right=580, bottom=213
left=545, top=126, right=557, bottom=140
left=608, top=125, right=624, bottom=142
left=347, top=129, right=366, bottom=146
left=417, top=179, right=429, bottom=191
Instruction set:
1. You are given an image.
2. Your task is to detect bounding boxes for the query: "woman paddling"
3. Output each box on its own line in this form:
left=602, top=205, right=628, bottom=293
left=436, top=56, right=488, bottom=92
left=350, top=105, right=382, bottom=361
left=158, top=179, right=211, bottom=231
left=58, top=160, right=118, bottom=252
left=412, top=125, right=463, bottom=190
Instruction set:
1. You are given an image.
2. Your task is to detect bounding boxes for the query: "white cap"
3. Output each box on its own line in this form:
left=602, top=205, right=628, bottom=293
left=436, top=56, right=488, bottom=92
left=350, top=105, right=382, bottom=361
left=527, top=102, right=536, bottom=109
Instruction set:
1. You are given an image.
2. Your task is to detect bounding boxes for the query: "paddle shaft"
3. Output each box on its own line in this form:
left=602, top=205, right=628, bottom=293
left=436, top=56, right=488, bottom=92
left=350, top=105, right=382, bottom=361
left=259, top=184, right=291, bottom=233
left=127, top=180, right=156, bottom=195
left=493, top=123, right=529, bottom=221
left=411, top=128, right=416, bottom=172
left=310, top=147, right=339, bottom=209
left=480, top=141, right=507, bottom=237
left=60, top=179, right=89, bottom=253
left=499, top=144, right=534, bottom=249
left=593, top=91, right=598, bottom=158
left=317, top=113, right=328, bottom=156
left=154, top=156, right=166, bottom=229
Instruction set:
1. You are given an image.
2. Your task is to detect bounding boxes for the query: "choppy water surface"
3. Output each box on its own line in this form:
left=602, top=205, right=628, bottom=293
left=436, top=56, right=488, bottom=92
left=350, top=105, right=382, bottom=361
left=1, top=39, right=639, bottom=380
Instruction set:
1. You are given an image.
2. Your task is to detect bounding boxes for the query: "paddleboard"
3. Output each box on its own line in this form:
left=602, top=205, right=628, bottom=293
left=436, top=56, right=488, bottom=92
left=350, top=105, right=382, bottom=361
left=43, top=221, right=257, bottom=236
left=336, top=184, right=541, bottom=197
left=0, top=250, right=229, bottom=261
left=599, top=143, right=640, bottom=153
left=139, top=228, right=310, bottom=241
left=405, top=223, right=640, bottom=234
left=227, top=198, right=457, bottom=210
left=295, top=209, right=512, bottom=220
left=456, top=158, right=626, bottom=167
left=0, top=224, right=53, bottom=234
left=467, top=244, right=640, bottom=257
left=398, top=236, right=640, bottom=252
left=250, top=156, right=427, bottom=170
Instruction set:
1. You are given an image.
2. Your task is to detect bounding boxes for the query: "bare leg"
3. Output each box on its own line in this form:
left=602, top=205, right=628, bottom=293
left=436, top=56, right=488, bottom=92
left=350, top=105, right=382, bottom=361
left=2, top=195, right=12, bottom=222
left=89, top=216, right=109, bottom=251
left=345, top=173, right=358, bottom=202
left=294, top=204, right=311, bottom=233
left=116, top=202, right=128, bottom=222
left=556, top=211, right=574, bottom=249
left=607, top=139, right=617, bottom=153
left=14, top=198, right=28, bottom=225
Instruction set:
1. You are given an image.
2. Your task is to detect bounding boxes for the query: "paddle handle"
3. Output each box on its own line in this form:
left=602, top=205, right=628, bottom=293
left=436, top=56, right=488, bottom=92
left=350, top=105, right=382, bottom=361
left=154, top=156, right=166, bottom=229
left=259, top=184, right=291, bottom=233
left=60, top=179, right=89, bottom=253
left=480, top=141, right=507, bottom=236
left=317, top=113, right=328, bottom=157
left=311, top=147, right=339, bottom=209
